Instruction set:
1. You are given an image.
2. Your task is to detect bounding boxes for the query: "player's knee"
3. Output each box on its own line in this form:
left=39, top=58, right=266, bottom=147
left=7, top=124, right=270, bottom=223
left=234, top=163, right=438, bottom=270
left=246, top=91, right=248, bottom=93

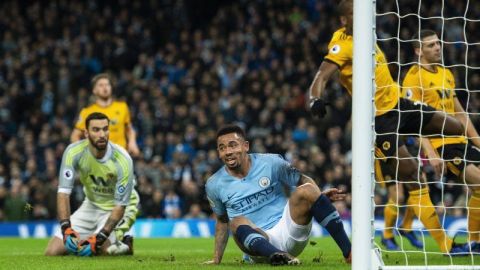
left=294, top=183, right=320, bottom=203
left=229, top=216, right=250, bottom=233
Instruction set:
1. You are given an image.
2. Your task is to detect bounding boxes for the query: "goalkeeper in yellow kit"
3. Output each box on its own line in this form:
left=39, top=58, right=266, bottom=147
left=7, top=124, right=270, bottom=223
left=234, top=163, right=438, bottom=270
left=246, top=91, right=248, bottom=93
left=403, top=29, right=480, bottom=243
left=308, top=0, right=479, bottom=255
left=44, top=112, right=139, bottom=256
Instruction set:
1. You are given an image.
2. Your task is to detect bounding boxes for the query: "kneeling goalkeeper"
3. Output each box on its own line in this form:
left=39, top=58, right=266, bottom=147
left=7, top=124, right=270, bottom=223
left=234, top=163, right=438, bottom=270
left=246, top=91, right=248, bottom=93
left=44, top=112, right=138, bottom=256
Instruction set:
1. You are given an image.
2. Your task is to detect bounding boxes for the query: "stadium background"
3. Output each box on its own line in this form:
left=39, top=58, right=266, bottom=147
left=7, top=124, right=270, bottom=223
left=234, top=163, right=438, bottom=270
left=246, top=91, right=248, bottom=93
left=0, top=0, right=479, bottom=237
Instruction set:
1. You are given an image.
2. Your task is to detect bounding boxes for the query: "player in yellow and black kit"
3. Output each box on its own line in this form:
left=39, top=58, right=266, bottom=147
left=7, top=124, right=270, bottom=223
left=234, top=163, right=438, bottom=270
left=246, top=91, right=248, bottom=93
left=308, top=0, right=479, bottom=254
left=71, top=73, right=140, bottom=157
left=403, top=29, right=480, bottom=242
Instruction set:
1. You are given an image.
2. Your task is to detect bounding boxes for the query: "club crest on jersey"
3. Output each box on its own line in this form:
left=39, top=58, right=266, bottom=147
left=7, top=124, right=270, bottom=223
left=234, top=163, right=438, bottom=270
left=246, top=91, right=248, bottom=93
left=405, top=88, right=413, bottom=99
left=258, top=177, right=271, bottom=188
left=382, top=141, right=391, bottom=151
left=330, top=44, right=341, bottom=54
left=63, top=169, right=73, bottom=180
left=453, top=157, right=462, bottom=165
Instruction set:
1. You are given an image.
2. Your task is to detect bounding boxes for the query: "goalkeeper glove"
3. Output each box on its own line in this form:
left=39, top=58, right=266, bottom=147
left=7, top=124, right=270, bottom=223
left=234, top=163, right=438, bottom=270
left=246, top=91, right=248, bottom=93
left=310, top=98, right=329, bottom=118
left=78, top=229, right=110, bottom=256
left=60, top=219, right=79, bottom=255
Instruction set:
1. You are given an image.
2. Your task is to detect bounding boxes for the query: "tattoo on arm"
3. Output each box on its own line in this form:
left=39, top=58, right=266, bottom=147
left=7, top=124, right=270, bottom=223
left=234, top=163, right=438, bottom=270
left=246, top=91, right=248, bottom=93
left=213, top=215, right=229, bottom=263
left=102, top=206, right=125, bottom=233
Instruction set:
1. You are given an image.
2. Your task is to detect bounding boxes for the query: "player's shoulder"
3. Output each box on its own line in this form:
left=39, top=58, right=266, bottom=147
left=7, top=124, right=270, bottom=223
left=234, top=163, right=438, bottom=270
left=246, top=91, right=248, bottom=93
left=205, top=167, right=228, bottom=190
left=111, top=143, right=133, bottom=164
left=329, top=27, right=351, bottom=44
left=403, top=65, right=420, bottom=82
left=112, top=100, right=128, bottom=108
left=65, top=139, right=88, bottom=153
left=407, top=64, right=420, bottom=75
left=63, top=140, right=88, bottom=161
left=252, top=152, right=284, bottom=160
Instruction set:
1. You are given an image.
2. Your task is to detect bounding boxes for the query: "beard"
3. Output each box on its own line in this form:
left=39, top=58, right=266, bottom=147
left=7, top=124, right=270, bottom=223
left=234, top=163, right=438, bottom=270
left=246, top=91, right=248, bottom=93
left=89, top=137, right=108, bottom=151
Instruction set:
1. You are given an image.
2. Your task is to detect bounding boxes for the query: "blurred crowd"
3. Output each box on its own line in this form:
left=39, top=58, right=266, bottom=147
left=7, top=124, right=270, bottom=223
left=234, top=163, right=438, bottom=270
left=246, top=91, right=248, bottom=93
left=0, top=0, right=479, bottom=222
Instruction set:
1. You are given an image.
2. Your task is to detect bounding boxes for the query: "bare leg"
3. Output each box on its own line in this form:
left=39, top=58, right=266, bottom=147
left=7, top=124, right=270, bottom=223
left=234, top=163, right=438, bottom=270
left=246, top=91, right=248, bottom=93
left=44, top=237, right=67, bottom=256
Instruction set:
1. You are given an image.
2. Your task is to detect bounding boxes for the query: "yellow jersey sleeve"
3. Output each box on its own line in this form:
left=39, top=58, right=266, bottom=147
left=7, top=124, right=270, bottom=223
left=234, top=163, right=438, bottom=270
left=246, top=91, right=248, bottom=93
left=324, top=34, right=352, bottom=68
left=402, top=65, right=423, bottom=102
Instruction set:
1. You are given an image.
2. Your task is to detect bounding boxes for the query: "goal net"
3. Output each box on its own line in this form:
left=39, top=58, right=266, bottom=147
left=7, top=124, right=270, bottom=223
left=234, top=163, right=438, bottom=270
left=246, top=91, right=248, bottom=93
left=362, top=0, right=480, bottom=269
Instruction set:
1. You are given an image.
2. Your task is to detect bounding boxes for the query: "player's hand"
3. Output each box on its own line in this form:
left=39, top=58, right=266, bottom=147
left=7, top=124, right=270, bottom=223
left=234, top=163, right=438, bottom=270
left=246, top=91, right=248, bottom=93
left=310, top=98, right=329, bottom=118
left=60, top=219, right=80, bottom=255
left=322, top=188, right=346, bottom=201
left=429, top=158, right=444, bottom=179
left=128, top=141, right=141, bottom=158
left=78, top=230, right=109, bottom=256
left=202, top=259, right=220, bottom=264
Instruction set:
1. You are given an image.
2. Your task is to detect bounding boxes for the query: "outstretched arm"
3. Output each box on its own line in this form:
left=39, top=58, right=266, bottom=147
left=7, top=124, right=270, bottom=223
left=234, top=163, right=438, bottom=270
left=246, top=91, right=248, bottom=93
left=308, top=61, right=339, bottom=117
left=205, top=214, right=229, bottom=264
left=309, top=61, right=339, bottom=99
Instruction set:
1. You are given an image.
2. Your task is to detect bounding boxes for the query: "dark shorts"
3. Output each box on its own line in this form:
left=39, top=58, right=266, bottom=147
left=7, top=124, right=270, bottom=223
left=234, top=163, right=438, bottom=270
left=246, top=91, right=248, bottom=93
left=375, top=98, right=436, bottom=158
left=437, top=142, right=480, bottom=177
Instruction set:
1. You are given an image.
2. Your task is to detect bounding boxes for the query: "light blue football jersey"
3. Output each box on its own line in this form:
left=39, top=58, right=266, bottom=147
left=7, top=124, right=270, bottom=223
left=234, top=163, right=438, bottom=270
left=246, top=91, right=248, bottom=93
left=206, top=153, right=301, bottom=230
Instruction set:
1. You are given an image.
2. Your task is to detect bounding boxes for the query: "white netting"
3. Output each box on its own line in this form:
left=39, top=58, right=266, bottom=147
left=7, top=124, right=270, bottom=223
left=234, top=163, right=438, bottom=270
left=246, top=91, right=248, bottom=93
left=374, top=0, right=480, bottom=268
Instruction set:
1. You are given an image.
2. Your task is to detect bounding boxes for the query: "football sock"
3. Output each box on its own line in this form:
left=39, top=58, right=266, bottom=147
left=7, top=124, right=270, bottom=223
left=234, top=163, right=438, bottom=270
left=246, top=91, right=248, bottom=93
left=468, top=192, right=480, bottom=242
left=401, top=206, right=415, bottom=232
left=383, top=199, right=398, bottom=239
left=407, top=188, right=452, bottom=253
left=311, top=194, right=351, bottom=258
left=235, top=225, right=282, bottom=257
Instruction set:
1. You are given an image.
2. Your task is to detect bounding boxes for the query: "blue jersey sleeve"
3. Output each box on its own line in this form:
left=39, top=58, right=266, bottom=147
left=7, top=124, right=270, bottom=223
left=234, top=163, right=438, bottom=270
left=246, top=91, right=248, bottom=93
left=205, top=180, right=227, bottom=216
left=272, top=154, right=301, bottom=187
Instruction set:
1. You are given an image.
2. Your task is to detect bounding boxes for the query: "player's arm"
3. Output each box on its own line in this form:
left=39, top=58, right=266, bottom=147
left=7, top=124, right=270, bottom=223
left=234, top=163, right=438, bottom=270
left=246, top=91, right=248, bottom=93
left=101, top=205, right=126, bottom=234
left=209, top=214, right=229, bottom=264
left=205, top=182, right=229, bottom=264
left=126, top=123, right=140, bottom=157
left=417, top=137, right=442, bottom=178
left=71, top=109, right=86, bottom=142
left=57, top=145, right=81, bottom=253
left=70, top=128, right=84, bottom=142
left=453, top=97, right=480, bottom=148
left=308, top=61, right=339, bottom=117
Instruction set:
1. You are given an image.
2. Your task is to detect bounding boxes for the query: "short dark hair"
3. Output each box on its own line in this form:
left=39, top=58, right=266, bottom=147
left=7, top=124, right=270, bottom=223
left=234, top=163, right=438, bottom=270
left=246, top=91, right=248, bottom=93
left=91, top=73, right=113, bottom=89
left=86, top=112, right=110, bottom=129
left=338, top=0, right=352, bottom=17
left=216, top=124, right=246, bottom=140
left=412, top=29, right=438, bottom=49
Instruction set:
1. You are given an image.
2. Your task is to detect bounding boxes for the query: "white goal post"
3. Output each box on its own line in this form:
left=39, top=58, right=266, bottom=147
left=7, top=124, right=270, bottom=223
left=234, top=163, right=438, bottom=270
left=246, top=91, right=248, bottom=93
left=352, top=0, right=480, bottom=269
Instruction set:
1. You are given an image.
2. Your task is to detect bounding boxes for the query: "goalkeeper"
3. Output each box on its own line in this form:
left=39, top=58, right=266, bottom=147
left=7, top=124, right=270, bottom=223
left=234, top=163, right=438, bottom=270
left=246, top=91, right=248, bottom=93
left=44, top=112, right=139, bottom=256
left=403, top=29, right=480, bottom=242
left=308, top=0, right=479, bottom=255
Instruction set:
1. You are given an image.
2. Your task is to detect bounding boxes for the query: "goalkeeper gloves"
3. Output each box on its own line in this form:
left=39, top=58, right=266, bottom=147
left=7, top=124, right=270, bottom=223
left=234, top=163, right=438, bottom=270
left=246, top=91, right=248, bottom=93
left=310, top=97, right=329, bottom=118
left=60, top=219, right=79, bottom=255
left=78, top=229, right=110, bottom=256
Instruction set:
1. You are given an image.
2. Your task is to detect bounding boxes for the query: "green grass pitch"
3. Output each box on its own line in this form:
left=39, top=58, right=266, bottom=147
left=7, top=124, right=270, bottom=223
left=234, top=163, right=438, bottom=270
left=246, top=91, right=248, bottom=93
left=0, top=237, right=478, bottom=269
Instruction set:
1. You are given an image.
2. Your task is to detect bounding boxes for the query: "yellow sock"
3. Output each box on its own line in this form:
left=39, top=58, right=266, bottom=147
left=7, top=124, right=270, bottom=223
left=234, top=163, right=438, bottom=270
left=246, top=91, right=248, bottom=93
left=407, top=188, right=452, bottom=253
left=468, top=193, right=480, bottom=242
left=401, top=206, right=415, bottom=231
left=383, top=199, right=398, bottom=239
